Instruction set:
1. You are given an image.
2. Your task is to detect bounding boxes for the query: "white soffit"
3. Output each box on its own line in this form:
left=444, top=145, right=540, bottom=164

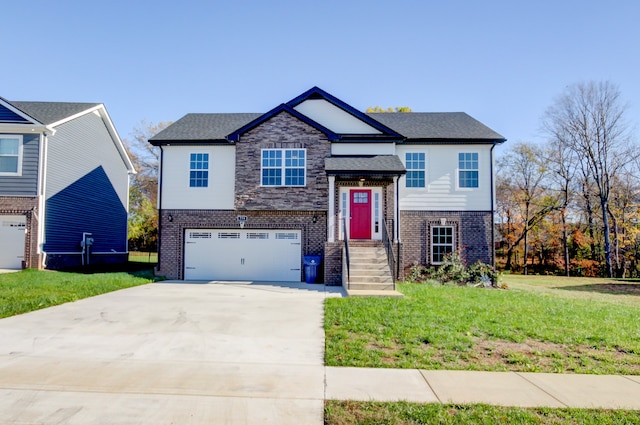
left=294, top=99, right=382, bottom=135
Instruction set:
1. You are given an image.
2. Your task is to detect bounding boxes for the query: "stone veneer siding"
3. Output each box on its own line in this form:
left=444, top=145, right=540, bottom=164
left=0, top=196, right=40, bottom=269
left=400, top=210, right=493, bottom=275
left=158, top=209, right=327, bottom=280
left=234, top=111, right=331, bottom=211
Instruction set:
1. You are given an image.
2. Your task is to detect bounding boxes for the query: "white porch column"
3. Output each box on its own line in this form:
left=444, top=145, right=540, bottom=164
left=328, top=175, right=335, bottom=242
left=393, top=175, right=400, bottom=243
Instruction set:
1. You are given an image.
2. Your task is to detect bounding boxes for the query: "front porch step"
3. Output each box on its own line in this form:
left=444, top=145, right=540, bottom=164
left=348, top=282, right=396, bottom=291
left=345, top=243, right=395, bottom=292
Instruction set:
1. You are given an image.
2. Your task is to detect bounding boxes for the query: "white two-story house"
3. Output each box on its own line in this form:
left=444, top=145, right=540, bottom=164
left=150, top=87, right=505, bottom=287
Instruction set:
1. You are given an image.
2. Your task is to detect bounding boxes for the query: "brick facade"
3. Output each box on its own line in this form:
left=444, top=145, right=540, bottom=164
left=158, top=209, right=327, bottom=280
left=0, top=196, right=40, bottom=269
left=400, top=210, right=493, bottom=275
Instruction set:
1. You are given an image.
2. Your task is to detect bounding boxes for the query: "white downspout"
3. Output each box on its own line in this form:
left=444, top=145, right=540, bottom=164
left=393, top=175, right=399, bottom=243
left=328, top=175, right=335, bottom=243
left=37, top=131, right=50, bottom=268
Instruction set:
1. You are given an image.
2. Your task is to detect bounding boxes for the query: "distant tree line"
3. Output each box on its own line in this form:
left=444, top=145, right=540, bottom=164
left=496, top=81, right=638, bottom=278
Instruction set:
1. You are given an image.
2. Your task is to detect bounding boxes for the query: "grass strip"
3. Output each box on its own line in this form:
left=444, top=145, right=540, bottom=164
left=325, top=400, right=640, bottom=425
left=0, top=268, right=157, bottom=318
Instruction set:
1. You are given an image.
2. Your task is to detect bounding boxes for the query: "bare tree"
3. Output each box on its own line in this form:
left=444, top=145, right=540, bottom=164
left=542, top=81, right=633, bottom=277
left=497, top=142, right=557, bottom=274
left=544, top=139, right=577, bottom=276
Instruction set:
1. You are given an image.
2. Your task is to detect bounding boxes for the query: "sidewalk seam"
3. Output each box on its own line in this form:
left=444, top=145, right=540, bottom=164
left=515, top=372, right=568, bottom=408
left=418, top=370, right=443, bottom=404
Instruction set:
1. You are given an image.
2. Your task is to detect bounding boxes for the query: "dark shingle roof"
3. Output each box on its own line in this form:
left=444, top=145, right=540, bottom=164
left=367, top=112, right=505, bottom=141
left=149, top=111, right=505, bottom=143
left=11, top=101, right=101, bottom=125
left=150, top=113, right=261, bottom=142
left=325, top=155, right=406, bottom=174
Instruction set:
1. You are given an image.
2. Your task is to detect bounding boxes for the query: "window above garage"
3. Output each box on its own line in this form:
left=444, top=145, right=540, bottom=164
left=261, top=148, right=306, bottom=186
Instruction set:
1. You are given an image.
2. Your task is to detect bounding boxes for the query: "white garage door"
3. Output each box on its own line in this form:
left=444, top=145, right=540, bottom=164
left=184, top=229, right=302, bottom=281
left=0, top=215, right=26, bottom=269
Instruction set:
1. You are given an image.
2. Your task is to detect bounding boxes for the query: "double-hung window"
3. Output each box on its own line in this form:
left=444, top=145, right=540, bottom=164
left=405, top=152, right=425, bottom=188
left=431, top=226, right=454, bottom=264
left=0, top=135, right=22, bottom=176
left=458, top=152, right=478, bottom=188
left=261, top=148, right=306, bottom=186
left=189, top=153, right=209, bottom=187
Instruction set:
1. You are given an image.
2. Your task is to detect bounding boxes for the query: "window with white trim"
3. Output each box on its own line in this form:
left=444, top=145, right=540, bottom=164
left=189, top=153, right=209, bottom=187
left=458, top=152, right=478, bottom=188
left=261, top=149, right=306, bottom=186
left=0, top=135, right=22, bottom=175
left=405, top=152, right=425, bottom=187
left=431, top=226, right=454, bottom=264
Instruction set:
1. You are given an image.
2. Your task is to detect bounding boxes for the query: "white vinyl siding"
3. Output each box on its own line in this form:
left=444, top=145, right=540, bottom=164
left=162, top=145, right=235, bottom=209
left=397, top=145, right=493, bottom=211
left=293, top=99, right=382, bottom=134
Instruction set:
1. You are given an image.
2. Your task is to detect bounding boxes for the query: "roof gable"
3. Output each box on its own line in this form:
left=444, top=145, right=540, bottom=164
left=10, top=101, right=101, bottom=126
left=227, top=103, right=340, bottom=142
left=287, top=87, right=403, bottom=139
left=0, top=98, right=41, bottom=125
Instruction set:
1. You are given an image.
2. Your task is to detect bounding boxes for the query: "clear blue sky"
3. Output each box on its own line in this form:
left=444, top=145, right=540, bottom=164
left=3, top=1, right=638, bottom=147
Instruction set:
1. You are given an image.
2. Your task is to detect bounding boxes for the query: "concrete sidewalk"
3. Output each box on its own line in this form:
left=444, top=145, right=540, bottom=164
left=325, top=367, right=640, bottom=410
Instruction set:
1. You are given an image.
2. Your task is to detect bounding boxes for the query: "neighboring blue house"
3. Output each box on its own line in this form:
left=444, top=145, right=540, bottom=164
left=0, top=97, right=135, bottom=269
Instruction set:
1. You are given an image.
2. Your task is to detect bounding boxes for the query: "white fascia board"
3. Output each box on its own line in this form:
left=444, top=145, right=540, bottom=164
left=49, top=104, right=136, bottom=174
left=0, top=123, right=53, bottom=134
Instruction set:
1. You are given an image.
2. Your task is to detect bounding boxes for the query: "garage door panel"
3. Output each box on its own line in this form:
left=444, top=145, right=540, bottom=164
left=184, top=229, right=302, bottom=281
left=0, top=216, right=26, bottom=269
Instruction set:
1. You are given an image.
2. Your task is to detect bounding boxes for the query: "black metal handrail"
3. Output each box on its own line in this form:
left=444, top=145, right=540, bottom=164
left=382, top=217, right=396, bottom=290
left=342, top=218, right=350, bottom=288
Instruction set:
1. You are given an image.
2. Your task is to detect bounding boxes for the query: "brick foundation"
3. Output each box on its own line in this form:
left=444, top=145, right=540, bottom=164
left=400, top=210, right=493, bottom=275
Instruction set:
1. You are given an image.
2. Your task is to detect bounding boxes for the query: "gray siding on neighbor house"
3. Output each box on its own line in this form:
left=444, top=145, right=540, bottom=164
left=43, top=112, right=129, bottom=254
left=0, top=133, right=40, bottom=195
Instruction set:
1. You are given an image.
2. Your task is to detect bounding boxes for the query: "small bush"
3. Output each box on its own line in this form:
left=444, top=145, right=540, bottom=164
left=404, top=252, right=500, bottom=287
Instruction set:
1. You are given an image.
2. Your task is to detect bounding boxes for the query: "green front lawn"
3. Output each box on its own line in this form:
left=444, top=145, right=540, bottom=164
left=325, top=401, right=640, bottom=425
left=325, top=276, right=640, bottom=375
left=0, top=268, right=157, bottom=318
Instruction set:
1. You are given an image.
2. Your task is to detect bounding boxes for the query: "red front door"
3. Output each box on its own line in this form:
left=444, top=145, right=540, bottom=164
left=350, top=189, right=371, bottom=239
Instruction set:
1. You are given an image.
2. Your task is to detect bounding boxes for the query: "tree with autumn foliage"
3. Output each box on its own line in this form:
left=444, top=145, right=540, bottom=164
left=496, top=142, right=559, bottom=273
left=123, top=120, right=171, bottom=252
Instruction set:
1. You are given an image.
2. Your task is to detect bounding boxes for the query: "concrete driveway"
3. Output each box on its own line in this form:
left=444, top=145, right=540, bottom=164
left=0, top=281, right=343, bottom=425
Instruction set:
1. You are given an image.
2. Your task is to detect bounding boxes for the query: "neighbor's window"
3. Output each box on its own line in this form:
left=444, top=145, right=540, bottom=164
left=261, top=149, right=306, bottom=186
left=0, top=136, right=22, bottom=175
left=189, top=153, right=209, bottom=187
left=405, top=152, right=425, bottom=187
left=431, top=226, right=454, bottom=264
left=458, top=152, right=478, bottom=188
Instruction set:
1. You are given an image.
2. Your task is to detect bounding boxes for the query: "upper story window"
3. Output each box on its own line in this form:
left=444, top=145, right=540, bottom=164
left=458, top=152, right=478, bottom=188
left=0, top=135, right=22, bottom=176
left=189, top=153, right=209, bottom=187
left=261, top=149, right=306, bottom=186
left=405, top=152, right=425, bottom=187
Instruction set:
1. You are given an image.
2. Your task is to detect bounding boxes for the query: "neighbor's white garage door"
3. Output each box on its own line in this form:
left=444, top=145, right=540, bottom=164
left=184, top=229, right=302, bottom=281
left=0, top=215, right=26, bottom=269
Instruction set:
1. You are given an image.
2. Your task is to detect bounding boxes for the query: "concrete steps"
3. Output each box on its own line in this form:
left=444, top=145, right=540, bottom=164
left=346, top=242, right=395, bottom=292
